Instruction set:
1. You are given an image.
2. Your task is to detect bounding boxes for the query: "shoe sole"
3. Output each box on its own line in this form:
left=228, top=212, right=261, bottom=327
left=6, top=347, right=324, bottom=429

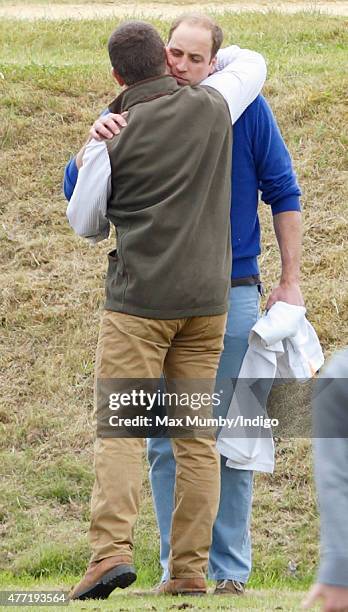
left=214, top=591, right=245, bottom=595
left=74, top=564, right=137, bottom=600
left=213, top=589, right=245, bottom=596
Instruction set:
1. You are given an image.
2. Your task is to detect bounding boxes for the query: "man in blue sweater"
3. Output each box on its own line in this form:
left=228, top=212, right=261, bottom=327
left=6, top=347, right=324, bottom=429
left=64, top=14, right=303, bottom=595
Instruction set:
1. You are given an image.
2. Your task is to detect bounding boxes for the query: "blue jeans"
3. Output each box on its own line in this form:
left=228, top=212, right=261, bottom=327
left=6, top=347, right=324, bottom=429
left=147, top=285, right=260, bottom=583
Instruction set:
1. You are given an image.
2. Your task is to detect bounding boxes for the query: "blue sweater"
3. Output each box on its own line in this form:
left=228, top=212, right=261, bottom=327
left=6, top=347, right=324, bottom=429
left=64, top=95, right=301, bottom=280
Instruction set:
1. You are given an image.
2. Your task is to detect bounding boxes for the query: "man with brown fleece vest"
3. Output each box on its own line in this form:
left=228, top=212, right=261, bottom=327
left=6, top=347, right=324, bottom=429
left=67, top=20, right=265, bottom=599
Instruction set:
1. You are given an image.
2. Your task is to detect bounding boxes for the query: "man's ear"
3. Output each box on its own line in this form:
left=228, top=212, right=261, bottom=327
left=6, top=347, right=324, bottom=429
left=164, top=47, right=173, bottom=75
left=165, top=47, right=173, bottom=67
left=112, top=67, right=125, bottom=87
left=209, top=55, right=217, bottom=75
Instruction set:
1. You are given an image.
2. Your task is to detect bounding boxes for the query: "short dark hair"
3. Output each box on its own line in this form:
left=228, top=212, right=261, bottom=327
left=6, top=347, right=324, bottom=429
left=168, top=14, right=223, bottom=59
left=108, top=21, right=166, bottom=86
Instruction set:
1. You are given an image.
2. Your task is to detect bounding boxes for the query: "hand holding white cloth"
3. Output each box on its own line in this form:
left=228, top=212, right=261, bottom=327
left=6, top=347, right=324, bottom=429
left=216, top=302, right=324, bottom=473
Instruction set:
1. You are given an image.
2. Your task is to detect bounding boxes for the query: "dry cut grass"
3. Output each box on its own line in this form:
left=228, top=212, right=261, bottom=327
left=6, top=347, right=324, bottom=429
left=0, top=11, right=347, bottom=589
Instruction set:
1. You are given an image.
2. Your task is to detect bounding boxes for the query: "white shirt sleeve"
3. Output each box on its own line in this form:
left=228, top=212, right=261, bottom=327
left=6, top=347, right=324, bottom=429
left=201, top=45, right=267, bottom=124
left=215, top=45, right=245, bottom=70
left=66, top=139, right=111, bottom=244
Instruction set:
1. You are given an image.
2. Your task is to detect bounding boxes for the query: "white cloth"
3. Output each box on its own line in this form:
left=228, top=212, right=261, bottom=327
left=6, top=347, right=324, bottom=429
left=66, top=45, right=266, bottom=243
left=216, top=301, right=325, bottom=473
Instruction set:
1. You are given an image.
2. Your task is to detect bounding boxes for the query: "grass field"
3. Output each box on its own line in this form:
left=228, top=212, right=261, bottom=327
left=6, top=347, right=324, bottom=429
left=0, top=8, right=347, bottom=610
left=0, top=582, right=308, bottom=611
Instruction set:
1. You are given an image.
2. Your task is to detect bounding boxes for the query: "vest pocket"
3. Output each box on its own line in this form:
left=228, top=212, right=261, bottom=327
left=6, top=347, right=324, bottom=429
left=107, top=248, right=120, bottom=279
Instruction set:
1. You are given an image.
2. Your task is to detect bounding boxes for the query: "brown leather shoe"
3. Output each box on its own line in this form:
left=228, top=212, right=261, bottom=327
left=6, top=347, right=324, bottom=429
left=213, top=579, right=245, bottom=595
left=69, top=555, right=136, bottom=600
left=154, top=577, right=207, bottom=596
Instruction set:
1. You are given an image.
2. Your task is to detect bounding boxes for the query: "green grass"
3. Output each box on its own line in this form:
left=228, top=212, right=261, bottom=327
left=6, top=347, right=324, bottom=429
left=0, top=9, right=347, bottom=607
left=0, top=586, right=309, bottom=611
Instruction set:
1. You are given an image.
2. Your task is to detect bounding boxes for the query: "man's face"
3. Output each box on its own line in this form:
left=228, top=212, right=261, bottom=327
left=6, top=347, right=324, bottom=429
left=166, top=22, right=216, bottom=86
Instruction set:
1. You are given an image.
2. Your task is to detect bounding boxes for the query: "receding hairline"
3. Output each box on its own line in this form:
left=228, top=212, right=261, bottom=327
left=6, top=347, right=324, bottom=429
left=168, top=13, right=223, bottom=57
left=168, top=12, right=218, bottom=33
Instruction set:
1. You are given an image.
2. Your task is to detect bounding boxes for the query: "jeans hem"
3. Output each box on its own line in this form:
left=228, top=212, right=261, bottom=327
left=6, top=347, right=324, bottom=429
left=209, top=573, right=250, bottom=583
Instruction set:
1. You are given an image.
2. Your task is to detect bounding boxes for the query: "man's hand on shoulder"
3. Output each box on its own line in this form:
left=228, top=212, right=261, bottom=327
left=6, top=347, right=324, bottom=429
left=90, top=112, right=128, bottom=141
left=75, top=112, right=128, bottom=170
left=266, top=281, right=304, bottom=310
left=302, top=582, right=348, bottom=611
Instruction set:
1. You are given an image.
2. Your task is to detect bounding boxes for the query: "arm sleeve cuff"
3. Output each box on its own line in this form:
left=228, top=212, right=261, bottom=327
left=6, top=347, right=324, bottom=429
left=271, top=195, right=301, bottom=216
left=63, top=157, right=78, bottom=201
